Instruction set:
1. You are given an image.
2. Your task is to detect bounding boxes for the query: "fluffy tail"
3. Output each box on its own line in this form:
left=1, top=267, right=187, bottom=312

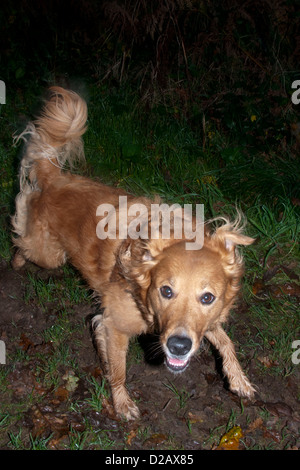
left=15, top=86, right=88, bottom=190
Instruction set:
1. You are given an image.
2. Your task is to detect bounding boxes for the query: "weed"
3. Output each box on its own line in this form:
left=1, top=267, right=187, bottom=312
left=8, top=430, right=53, bottom=450
left=85, top=376, right=109, bottom=412
left=163, top=379, right=190, bottom=410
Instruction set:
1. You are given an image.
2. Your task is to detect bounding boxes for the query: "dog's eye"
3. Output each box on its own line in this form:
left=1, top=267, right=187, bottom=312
left=160, top=285, right=173, bottom=299
left=200, top=292, right=215, bottom=304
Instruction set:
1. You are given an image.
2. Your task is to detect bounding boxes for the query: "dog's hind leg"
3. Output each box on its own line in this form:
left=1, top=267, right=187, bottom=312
left=11, top=185, right=32, bottom=269
left=90, top=311, right=108, bottom=372
left=12, top=188, right=66, bottom=270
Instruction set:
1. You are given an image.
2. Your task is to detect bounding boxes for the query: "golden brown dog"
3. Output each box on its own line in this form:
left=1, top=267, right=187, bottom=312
left=12, top=87, right=256, bottom=420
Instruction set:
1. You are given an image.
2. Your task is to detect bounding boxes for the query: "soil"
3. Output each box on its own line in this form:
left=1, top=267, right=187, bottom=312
left=0, top=259, right=299, bottom=450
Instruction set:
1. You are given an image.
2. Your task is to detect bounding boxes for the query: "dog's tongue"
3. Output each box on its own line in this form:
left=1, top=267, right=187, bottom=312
left=168, top=357, right=187, bottom=367
left=166, top=355, right=190, bottom=372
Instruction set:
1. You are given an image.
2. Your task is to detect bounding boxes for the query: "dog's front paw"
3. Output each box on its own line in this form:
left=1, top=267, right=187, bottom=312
left=112, top=386, right=140, bottom=420
left=229, top=375, right=256, bottom=400
left=115, top=398, right=140, bottom=421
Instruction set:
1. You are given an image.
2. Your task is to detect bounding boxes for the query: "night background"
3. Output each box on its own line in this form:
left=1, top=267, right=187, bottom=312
left=0, top=0, right=299, bottom=451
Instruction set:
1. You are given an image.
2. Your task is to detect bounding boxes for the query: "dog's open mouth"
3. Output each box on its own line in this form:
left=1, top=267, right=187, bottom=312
left=165, top=355, right=190, bottom=372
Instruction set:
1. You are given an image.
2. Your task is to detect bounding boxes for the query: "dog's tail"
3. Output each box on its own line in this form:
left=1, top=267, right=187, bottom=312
left=15, top=86, right=87, bottom=190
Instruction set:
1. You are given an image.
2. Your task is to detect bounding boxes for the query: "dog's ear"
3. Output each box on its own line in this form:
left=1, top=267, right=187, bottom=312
left=117, top=238, right=176, bottom=290
left=210, top=214, right=255, bottom=265
left=117, top=239, right=159, bottom=290
left=222, top=231, right=255, bottom=251
left=214, top=222, right=255, bottom=297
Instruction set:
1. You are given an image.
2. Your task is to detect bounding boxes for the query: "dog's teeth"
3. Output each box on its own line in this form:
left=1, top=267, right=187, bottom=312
left=169, top=358, right=187, bottom=366
left=166, top=356, right=189, bottom=370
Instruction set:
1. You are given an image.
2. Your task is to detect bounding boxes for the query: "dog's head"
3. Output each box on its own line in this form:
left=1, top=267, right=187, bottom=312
left=119, top=215, right=254, bottom=373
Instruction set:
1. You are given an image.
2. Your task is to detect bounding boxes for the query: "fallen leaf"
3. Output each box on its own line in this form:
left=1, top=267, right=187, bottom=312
left=252, top=280, right=266, bottom=295
left=62, top=370, right=79, bottom=392
left=144, top=433, right=168, bottom=446
left=126, top=429, right=137, bottom=446
left=216, top=426, right=243, bottom=450
left=187, top=411, right=204, bottom=424
left=263, top=428, right=281, bottom=443
left=84, top=366, right=103, bottom=378
left=19, top=334, right=34, bottom=351
left=28, top=404, right=85, bottom=448
left=90, top=367, right=103, bottom=378
left=101, top=397, right=119, bottom=420
left=257, top=355, right=279, bottom=368
left=29, top=341, right=54, bottom=356
left=19, top=334, right=54, bottom=356
left=30, top=405, right=69, bottom=439
left=263, top=265, right=299, bottom=282
left=264, top=402, right=293, bottom=418
left=8, top=367, right=47, bottom=398
left=54, top=386, right=69, bottom=402
left=269, top=283, right=300, bottom=298
left=205, top=373, right=218, bottom=385
left=246, top=417, right=264, bottom=433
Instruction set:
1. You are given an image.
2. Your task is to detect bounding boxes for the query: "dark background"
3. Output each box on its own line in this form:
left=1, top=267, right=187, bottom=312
left=1, top=0, right=300, bottom=202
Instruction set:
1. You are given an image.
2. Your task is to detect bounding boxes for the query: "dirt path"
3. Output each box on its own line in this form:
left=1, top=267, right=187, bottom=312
left=0, top=260, right=299, bottom=450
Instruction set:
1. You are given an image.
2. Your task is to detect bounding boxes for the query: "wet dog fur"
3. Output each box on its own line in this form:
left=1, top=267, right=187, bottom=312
left=12, top=87, right=256, bottom=420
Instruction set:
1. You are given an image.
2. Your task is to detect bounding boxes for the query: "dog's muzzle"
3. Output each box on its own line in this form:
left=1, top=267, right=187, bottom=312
left=165, top=335, right=192, bottom=372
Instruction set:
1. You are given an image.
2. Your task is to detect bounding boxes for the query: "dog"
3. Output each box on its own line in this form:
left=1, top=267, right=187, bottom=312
left=12, top=87, right=256, bottom=420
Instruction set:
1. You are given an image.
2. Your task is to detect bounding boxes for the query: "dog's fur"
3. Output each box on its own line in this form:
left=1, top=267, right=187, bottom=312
left=12, top=87, right=256, bottom=420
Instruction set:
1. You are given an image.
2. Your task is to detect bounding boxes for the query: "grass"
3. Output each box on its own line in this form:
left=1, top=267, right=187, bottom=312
left=85, top=376, right=109, bottom=413
left=24, top=266, right=90, bottom=309
left=163, top=379, right=190, bottom=411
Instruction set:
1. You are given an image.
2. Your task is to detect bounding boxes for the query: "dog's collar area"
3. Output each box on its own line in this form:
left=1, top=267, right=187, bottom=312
left=165, top=355, right=190, bottom=372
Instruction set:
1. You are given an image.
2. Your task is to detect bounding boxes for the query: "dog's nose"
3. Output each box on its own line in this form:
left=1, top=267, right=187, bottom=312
left=167, top=335, right=192, bottom=356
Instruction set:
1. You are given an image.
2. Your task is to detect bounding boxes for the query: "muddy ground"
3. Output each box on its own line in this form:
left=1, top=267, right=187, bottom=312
left=0, top=259, right=299, bottom=450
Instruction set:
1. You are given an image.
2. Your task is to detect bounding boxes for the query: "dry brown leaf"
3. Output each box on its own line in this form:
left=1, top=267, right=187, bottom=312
left=257, top=355, right=279, bottom=368
left=144, top=433, right=168, bottom=446
left=54, top=386, right=69, bottom=402
left=101, top=397, right=119, bottom=420
left=246, top=417, right=264, bottom=433
left=126, top=429, right=137, bottom=446
left=187, top=411, right=204, bottom=424
left=252, top=280, right=266, bottom=295
left=19, top=333, right=34, bottom=351
left=264, top=401, right=293, bottom=418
